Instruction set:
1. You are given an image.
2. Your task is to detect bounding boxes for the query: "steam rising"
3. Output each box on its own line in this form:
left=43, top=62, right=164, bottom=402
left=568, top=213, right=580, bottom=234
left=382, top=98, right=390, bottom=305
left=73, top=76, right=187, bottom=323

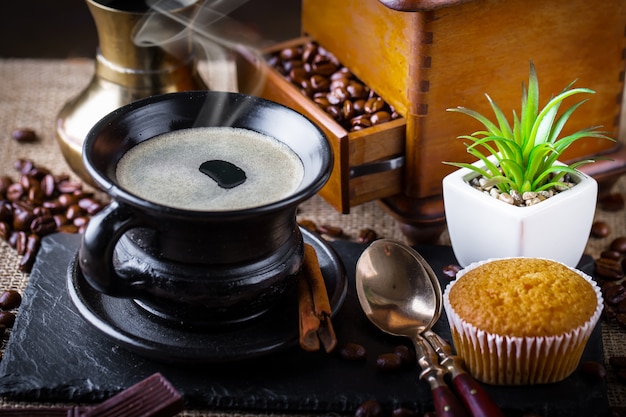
left=132, top=0, right=269, bottom=125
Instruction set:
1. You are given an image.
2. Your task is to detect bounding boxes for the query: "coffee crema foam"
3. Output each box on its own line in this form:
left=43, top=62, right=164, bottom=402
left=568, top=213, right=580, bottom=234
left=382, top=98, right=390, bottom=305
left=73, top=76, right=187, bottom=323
left=116, top=127, right=304, bottom=211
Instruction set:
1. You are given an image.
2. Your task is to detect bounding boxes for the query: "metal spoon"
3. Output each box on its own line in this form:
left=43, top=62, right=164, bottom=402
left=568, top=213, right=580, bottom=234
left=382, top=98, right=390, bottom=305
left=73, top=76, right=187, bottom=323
left=355, top=239, right=504, bottom=417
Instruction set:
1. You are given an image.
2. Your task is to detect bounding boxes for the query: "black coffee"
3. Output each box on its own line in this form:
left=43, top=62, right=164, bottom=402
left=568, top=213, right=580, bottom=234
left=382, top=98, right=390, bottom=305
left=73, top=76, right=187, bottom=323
left=116, top=127, right=304, bottom=210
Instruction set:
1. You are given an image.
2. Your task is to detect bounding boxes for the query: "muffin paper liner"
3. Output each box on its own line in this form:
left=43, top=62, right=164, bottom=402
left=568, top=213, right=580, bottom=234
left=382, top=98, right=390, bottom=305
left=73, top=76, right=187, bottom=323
left=443, top=257, right=604, bottom=385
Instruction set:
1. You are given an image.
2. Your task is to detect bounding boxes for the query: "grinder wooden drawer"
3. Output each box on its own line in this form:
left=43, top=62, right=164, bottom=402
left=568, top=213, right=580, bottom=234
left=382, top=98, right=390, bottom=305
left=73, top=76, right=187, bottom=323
left=236, top=37, right=406, bottom=214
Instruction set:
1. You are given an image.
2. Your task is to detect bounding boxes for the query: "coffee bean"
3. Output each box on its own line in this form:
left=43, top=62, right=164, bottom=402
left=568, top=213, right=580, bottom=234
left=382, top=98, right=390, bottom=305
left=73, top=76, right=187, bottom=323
left=358, top=228, right=378, bottom=244
left=591, top=221, right=611, bottom=238
left=14, top=231, right=27, bottom=255
left=605, top=285, right=626, bottom=305
left=0, top=290, right=21, bottom=310
left=595, top=257, right=624, bottom=280
left=393, top=345, right=416, bottom=367
left=580, top=361, right=607, bottom=381
left=0, top=176, right=13, bottom=197
left=0, top=222, right=9, bottom=240
left=376, top=352, right=404, bottom=371
left=338, top=342, right=367, bottom=361
left=443, top=264, right=462, bottom=278
left=355, top=400, right=384, bottom=417
left=6, top=183, right=24, bottom=201
left=610, top=237, right=626, bottom=253
left=19, top=234, right=41, bottom=273
left=601, top=250, right=623, bottom=260
left=11, top=128, right=38, bottom=143
left=0, top=311, right=16, bottom=328
left=30, top=214, right=57, bottom=236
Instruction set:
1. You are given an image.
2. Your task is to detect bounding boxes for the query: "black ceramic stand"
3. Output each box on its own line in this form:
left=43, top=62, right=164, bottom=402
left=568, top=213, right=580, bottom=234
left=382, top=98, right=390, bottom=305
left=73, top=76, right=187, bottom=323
left=0, top=233, right=610, bottom=416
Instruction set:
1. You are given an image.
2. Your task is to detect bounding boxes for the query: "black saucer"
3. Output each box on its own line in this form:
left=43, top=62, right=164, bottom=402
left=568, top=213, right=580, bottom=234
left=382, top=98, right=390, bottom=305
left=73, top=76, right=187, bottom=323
left=67, top=228, right=347, bottom=363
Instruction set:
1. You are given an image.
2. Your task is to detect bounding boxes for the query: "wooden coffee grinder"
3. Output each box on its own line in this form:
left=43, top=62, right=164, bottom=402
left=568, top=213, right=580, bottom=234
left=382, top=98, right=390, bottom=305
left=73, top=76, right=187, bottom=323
left=241, top=0, right=626, bottom=243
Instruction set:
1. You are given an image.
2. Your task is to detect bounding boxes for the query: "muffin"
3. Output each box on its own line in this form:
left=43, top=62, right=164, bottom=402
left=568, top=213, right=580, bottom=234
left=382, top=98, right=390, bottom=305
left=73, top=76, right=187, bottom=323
left=443, top=257, right=603, bottom=385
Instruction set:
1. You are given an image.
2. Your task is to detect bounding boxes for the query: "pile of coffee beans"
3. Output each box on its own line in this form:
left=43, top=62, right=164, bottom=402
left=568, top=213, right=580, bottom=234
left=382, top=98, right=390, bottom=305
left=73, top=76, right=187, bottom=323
left=268, top=41, right=401, bottom=132
left=0, top=158, right=107, bottom=272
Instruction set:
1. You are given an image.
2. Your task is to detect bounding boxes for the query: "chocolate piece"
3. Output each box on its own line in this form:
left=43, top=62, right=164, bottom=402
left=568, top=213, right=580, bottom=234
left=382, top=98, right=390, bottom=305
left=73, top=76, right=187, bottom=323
left=80, top=373, right=184, bottom=417
left=0, top=373, right=183, bottom=417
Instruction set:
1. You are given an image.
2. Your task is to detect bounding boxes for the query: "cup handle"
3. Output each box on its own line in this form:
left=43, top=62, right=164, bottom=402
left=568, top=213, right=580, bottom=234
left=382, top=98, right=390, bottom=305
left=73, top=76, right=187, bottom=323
left=79, top=201, right=144, bottom=297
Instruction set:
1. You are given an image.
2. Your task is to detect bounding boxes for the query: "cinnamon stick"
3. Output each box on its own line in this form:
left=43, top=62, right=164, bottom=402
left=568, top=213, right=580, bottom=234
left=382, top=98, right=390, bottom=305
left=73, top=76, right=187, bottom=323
left=297, top=243, right=337, bottom=353
left=303, top=244, right=332, bottom=318
left=298, top=273, right=321, bottom=352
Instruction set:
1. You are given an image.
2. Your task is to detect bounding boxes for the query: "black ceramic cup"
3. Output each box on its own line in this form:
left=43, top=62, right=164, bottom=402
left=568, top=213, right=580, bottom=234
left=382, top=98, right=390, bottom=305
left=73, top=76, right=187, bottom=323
left=78, top=91, right=332, bottom=327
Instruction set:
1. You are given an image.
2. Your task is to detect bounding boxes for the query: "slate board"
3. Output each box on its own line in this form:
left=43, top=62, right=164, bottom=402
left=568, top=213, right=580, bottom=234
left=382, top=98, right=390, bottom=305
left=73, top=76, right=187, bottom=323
left=0, top=233, right=610, bottom=416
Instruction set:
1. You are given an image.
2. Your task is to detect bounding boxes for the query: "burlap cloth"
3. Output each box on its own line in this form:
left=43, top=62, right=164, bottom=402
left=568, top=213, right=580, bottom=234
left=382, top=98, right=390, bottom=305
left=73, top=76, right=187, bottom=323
left=0, top=58, right=625, bottom=414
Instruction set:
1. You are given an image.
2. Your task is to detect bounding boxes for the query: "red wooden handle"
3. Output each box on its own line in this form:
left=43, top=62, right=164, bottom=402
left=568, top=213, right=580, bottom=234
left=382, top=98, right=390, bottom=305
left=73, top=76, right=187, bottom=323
left=432, top=385, right=469, bottom=417
left=452, top=372, right=505, bottom=417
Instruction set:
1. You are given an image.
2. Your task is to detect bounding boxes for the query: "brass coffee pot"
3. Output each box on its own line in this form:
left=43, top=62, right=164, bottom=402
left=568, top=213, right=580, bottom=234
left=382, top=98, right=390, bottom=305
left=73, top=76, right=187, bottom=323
left=56, top=0, right=208, bottom=184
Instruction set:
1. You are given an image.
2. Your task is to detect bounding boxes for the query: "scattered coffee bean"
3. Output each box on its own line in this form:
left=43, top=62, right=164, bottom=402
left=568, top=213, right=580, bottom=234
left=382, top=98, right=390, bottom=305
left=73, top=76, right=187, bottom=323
left=393, top=345, right=416, bottom=367
left=0, top=290, right=21, bottom=310
left=610, top=237, right=626, bottom=254
left=18, top=233, right=41, bottom=272
left=358, top=228, right=378, bottom=244
left=601, top=250, right=623, bottom=260
left=338, top=342, right=367, bottom=361
left=11, top=128, right=39, bottom=143
left=605, top=284, right=626, bottom=305
left=355, top=399, right=384, bottom=417
left=0, top=311, right=16, bottom=328
left=599, top=193, right=625, bottom=212
left=595, top=257, right=624, bottom=281
left=442, top=264, right=461, bottom=279
left=376, top=352, right=404, bottom=371
left=591, top=221, right=611, bottom=238
left=580, top=361, right=607, bottom=381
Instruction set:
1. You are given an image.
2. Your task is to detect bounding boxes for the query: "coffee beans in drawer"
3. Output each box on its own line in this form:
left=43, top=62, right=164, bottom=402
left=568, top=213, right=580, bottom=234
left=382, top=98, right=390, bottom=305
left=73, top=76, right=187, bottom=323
left=267, top=41, right=401, bottom=132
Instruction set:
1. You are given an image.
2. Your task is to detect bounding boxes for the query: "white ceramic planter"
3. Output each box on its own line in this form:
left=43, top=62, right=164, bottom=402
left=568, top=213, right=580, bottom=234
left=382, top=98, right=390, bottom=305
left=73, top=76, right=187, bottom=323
left=442, top=159, right=598, bottom=268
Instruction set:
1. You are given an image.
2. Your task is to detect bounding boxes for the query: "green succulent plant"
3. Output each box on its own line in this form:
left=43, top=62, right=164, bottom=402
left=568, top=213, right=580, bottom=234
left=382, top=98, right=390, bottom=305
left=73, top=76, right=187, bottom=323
left=444, top=61, right=613, bottom=195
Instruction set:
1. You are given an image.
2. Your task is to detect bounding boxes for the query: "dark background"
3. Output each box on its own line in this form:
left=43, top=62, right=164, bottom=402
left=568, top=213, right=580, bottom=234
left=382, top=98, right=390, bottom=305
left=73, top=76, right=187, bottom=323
left=0, top=0, right=301, bottom=58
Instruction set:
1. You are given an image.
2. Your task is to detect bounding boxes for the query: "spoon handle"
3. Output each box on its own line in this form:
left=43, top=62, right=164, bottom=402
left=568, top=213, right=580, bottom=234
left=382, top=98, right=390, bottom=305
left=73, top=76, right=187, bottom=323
left=424, top=331, right=505, bottom=417
left=414, top=337, right=469, bottom=417
left=451, top=372, right=505, bottom=417
left=431, top=385, right=470, bottom=417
